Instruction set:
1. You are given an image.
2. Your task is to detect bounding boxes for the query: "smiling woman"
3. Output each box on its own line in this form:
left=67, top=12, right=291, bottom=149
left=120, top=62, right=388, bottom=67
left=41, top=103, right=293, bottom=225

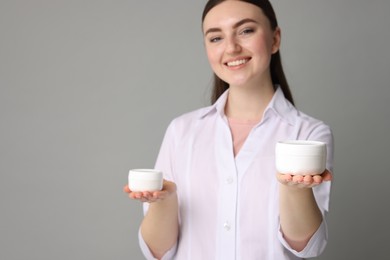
left=203, top=1, right=281, bottom=119
left=124, top=1, right=334, bottom=259
left=202, top=0, right=294, bottom=105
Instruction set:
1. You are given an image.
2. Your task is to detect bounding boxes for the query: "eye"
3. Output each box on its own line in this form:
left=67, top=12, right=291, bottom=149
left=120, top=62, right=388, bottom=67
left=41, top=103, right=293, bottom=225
left=209, top=36, right=222, bottom=43
left=240, top=28, right=255, bottom=35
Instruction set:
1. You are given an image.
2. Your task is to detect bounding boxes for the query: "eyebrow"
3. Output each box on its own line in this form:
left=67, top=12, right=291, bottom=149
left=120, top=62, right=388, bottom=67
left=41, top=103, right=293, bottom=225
left=204, top=18, right=258, bottom=36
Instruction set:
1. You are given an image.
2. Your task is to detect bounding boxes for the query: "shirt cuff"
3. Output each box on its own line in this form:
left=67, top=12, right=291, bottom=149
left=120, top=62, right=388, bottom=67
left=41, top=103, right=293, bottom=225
left=278, top=219, right=328, bottom=258
left=138, top=228, right=178, bottom=260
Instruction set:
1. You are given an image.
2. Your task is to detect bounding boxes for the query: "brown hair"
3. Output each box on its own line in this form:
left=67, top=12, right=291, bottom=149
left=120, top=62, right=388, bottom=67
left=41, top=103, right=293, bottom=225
left=202, top=0, right=294, bottom=105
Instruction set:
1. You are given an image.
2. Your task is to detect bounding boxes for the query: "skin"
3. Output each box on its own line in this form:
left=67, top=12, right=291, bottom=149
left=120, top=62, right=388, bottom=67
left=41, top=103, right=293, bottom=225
left=123, top=180, right=178, bottom=259
left=277, top=170, right=332, bottom=250
left=124, top=0, right=332, bottom=257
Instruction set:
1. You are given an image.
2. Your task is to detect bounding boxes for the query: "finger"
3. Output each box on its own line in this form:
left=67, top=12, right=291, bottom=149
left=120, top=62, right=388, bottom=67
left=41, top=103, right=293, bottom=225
left=313, top=175, right=323, bottom=184
left=300, top=175, right=319, bottom=188
left=292, top=175, right=304, bottom=184
left=142, top=194, right=151, bottom=200
left=322, top=170, right=333, bottom=181
left=123, top=185, right=131, bottom=193
left=152, top=191, right=164, bottom=199
left=142, top=191, right=150, bottom=197
left=129, top=192, right=143, bottom=200
left=303, top=175, right=314, bottom=185
left=276, top=173, right=292, bottom=185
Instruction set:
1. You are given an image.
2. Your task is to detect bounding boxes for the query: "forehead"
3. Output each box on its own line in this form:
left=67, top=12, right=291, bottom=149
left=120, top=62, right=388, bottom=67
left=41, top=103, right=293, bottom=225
left=203, top=1, right=266, bottom=30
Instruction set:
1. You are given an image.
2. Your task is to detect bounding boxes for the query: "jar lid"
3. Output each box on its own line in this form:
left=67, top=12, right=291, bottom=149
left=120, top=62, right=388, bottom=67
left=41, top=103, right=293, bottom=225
left=129, top=169, right=162, bottom=181
left=276, top=140, right=326, bottom=156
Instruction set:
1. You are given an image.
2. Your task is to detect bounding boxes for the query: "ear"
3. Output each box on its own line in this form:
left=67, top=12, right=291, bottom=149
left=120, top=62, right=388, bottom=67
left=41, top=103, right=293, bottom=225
left=271, top=27, right=281, bottom=54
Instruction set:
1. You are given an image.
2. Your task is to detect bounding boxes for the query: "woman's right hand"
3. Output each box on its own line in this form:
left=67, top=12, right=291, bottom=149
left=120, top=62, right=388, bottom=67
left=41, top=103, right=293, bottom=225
left=123, top=179, right=177, bottom=203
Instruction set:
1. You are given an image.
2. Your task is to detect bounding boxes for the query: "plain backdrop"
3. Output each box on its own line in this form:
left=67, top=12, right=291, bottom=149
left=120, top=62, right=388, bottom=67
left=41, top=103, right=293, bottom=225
left=1, top=0, right=389, bottom=259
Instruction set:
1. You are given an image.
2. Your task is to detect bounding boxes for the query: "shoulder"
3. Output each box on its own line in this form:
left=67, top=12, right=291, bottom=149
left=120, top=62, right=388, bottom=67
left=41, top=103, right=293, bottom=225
left=271, top=88, right=331, bottom=135
left=166, top=105, right=213, bottom=136
left=293, top=109, right=333, bottom=142
left=297, top=109, right=330, bottom=128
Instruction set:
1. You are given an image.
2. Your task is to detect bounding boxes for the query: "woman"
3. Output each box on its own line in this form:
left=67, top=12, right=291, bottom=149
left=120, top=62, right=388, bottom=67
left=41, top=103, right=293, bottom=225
left=124, top=0, right=333, bottom=259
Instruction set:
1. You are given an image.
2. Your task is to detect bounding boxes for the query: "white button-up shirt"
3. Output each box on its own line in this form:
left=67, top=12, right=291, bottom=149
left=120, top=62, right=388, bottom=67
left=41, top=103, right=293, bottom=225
left=139, top=87, right=334, bottom=260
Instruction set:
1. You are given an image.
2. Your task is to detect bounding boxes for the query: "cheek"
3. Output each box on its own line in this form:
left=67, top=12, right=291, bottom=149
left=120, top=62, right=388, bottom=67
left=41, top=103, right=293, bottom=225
left=264, top=33, right=277, bottom=53
left=256, top=40, right=270, bottom=52
left=249, top=34, right=274, bottom=54
left=206, top=47, right=221, bottom=66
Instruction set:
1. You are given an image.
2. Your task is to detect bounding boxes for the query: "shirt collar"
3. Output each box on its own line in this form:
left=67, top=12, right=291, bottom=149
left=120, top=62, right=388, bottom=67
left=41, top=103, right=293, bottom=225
left=198, top=89, right=229, bottom=119
left=264, top=86, right=297, bottom=126
left=198, top=86, right=297, bottom=125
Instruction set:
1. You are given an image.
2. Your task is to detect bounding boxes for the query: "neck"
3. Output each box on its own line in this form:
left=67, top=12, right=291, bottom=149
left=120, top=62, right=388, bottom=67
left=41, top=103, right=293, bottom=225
left=225, top=80, right=275, bottom=121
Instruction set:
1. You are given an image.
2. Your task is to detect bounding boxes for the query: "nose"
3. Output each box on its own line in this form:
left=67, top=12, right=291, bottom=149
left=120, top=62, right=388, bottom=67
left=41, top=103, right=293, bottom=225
left=225, top=36, right=241, bottom=54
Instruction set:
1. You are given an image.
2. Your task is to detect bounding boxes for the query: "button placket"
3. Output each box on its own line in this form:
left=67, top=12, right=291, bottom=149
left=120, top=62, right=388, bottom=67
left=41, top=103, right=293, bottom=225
left=215, top=118, right=238, bottom=260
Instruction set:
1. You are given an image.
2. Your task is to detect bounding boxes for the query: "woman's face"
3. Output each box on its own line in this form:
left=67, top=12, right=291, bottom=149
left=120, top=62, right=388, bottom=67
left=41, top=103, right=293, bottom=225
left=203, top=0, right=280, bottom=88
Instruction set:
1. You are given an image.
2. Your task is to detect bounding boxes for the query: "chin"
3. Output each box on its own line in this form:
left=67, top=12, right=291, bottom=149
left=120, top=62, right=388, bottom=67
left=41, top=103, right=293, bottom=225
left=226, top=78, right=251, bottom=87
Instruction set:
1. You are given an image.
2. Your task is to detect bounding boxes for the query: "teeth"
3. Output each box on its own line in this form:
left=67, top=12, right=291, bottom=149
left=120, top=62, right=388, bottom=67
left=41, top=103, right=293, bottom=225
left=227, top=59, right=248, bottom=67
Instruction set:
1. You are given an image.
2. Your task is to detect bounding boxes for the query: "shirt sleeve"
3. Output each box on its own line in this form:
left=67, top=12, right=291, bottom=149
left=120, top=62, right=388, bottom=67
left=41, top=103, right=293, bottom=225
left=278, top=122, right=334, bottom=257
left=138, top=120, right=179, bottom=260
left=138, top=227, right=178, bottom=260
left=309, top=122, right=334, bottom=214
left=278, top=217, right=328, bottom=258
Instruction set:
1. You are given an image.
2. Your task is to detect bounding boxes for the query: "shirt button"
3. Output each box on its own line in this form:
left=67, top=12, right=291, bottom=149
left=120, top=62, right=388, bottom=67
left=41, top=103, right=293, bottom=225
left=223, top=222, right=231, bottom=231
left=226, top=177, right=234, bottom=184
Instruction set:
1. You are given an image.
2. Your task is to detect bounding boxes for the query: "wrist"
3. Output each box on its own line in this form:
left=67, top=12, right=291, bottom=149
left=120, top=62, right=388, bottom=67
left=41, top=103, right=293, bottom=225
left=279, top=183, right=313, bottom=195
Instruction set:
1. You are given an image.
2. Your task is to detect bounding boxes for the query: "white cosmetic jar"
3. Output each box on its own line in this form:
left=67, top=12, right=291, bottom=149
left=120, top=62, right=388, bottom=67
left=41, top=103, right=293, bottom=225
left=275, top=140, right=327, bottom=175
left=128, top=169, right=163, bottom=192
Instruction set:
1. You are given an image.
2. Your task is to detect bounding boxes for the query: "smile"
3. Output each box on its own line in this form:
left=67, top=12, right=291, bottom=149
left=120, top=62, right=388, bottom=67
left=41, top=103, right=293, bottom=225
left=226, top=58, right=250, bottom=67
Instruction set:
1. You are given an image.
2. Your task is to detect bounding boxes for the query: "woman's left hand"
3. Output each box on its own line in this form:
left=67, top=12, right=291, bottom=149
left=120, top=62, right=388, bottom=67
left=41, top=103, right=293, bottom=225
left=276, top=169, right=332, bottom=189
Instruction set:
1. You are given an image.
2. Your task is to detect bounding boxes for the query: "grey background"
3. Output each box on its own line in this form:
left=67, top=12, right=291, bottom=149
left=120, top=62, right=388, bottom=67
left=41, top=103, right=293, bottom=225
left=1, top=0, right=389, bottom=259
